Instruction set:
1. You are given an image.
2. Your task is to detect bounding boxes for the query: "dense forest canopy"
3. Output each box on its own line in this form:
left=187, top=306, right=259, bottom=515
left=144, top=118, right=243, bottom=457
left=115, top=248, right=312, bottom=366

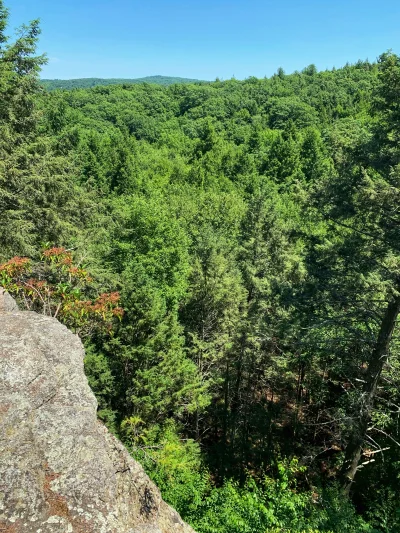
left=1, top=2, right=400, bottom=531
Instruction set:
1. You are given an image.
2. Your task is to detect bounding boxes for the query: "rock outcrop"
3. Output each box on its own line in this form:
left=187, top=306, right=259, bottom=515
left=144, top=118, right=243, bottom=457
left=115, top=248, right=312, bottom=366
left=0, top=289, right=195, bottom=533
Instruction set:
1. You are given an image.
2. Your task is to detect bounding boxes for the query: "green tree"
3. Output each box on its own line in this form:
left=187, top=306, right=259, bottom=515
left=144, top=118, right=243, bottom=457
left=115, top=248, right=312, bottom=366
left=0, top=3, right=93, bottom=259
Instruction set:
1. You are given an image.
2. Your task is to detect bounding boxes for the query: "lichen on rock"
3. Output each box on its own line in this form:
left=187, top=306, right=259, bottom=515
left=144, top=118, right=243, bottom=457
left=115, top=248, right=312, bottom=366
left=0, top=291, right=195, bottom=533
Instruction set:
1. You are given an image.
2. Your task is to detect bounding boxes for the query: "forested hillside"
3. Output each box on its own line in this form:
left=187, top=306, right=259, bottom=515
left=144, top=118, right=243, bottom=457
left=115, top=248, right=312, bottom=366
left=1, top=3, right=400, bottom=531
left=41, top=75, right=205, bottom=91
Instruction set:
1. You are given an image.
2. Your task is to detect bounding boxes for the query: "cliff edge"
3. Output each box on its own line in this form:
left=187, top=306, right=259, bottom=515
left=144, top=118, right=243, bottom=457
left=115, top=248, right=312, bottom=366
left=0, top=289, right=195, bottom=533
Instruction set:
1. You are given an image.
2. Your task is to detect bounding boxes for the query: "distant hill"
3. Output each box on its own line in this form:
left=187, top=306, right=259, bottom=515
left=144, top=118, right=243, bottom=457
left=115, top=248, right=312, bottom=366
left=41, top=76, right=206, bottom=90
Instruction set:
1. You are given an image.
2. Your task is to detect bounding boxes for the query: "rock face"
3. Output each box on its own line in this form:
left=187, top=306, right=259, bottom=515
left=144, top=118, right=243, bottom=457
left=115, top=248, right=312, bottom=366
left=0, top=290, right=195, bottom=533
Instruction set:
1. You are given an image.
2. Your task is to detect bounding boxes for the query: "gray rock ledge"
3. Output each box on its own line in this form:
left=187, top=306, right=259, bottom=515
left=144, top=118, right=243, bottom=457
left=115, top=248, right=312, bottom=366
left=0, top=291, right=195, bottom=533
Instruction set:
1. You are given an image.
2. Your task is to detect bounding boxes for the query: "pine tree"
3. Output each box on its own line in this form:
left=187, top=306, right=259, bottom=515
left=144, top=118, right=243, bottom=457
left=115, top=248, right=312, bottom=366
left=0, top=2, right=93, bottom=259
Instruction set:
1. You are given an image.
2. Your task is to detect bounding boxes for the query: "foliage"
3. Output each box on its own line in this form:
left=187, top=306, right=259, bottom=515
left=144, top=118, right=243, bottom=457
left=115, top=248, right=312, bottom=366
left=130, top=429, right=371, bottom=533
left=2, top=1, right=400, bottom=528
left=0, top=247, right=123, bottom=336
left=0, top=0, right=95, bottom=260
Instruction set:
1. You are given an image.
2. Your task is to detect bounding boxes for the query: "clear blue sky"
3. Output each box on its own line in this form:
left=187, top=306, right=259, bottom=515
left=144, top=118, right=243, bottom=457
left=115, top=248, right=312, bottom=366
left=7, top=0, right=400, bottom=80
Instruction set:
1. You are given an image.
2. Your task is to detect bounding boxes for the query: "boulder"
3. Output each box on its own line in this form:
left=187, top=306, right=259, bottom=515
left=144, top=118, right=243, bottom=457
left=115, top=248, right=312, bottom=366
left=0, top=288, right=19, bottom=313
left=0, top=291, right=195, bottom=533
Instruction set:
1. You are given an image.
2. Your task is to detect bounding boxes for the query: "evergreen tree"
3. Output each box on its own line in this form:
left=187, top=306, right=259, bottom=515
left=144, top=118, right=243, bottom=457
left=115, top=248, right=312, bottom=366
left=0, top=3, right=93, bottom=259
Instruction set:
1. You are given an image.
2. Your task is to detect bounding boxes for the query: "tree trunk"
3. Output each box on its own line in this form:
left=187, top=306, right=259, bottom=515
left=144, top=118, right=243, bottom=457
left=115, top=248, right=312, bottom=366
left=341, top=292, right=400, bottom=492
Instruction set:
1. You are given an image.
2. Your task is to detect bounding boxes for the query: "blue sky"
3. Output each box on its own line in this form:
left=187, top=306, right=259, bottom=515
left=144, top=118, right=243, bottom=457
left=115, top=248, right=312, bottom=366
left=7, top=0, right=400, bottom=80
